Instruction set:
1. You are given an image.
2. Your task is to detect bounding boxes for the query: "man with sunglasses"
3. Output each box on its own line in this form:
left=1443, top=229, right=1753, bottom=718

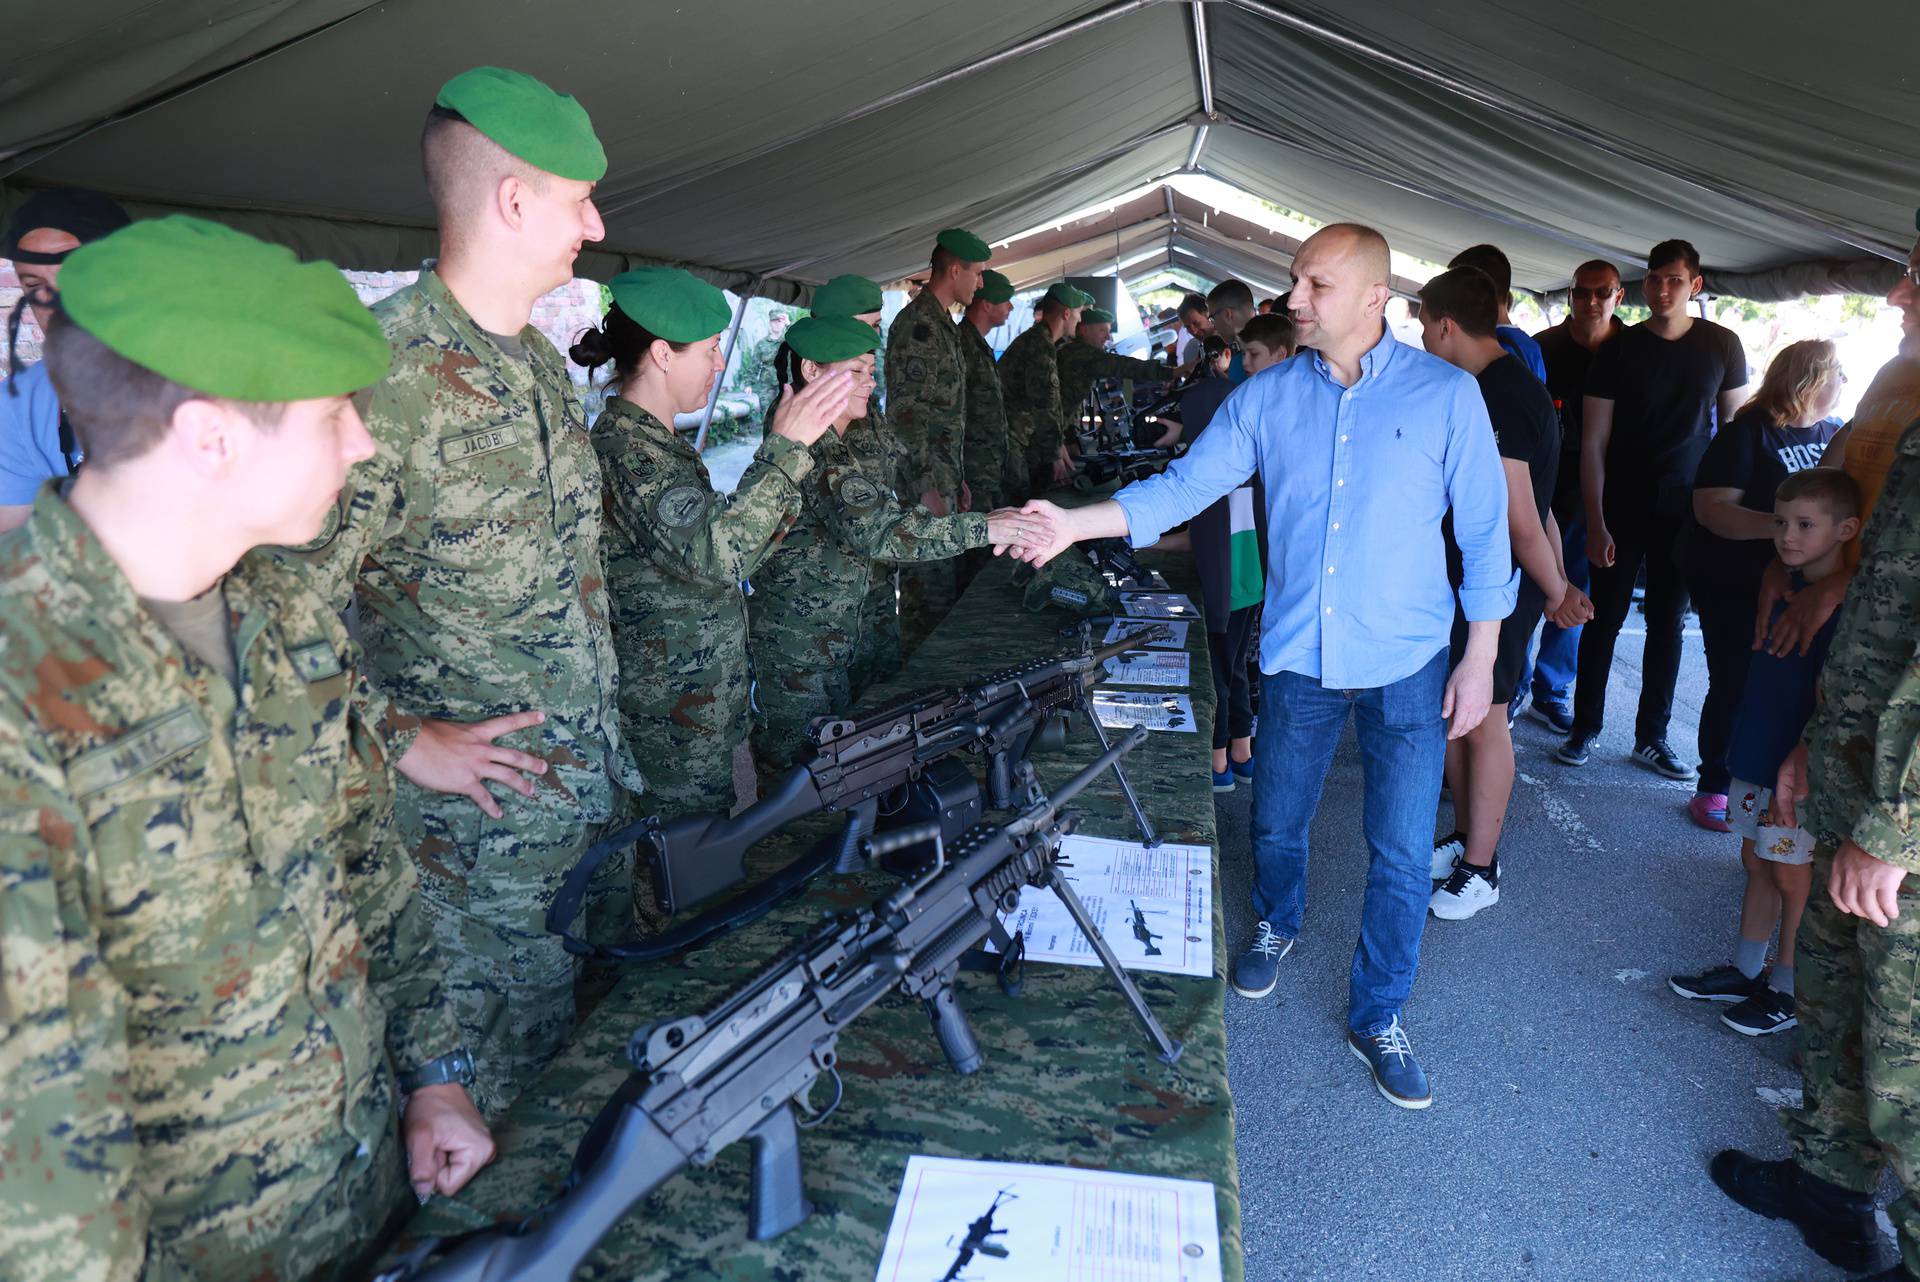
left=1525, top=260, right=1626, bottom=733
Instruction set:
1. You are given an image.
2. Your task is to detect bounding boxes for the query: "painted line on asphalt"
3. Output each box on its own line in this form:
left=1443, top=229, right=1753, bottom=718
left=1518, top=769, right=1605, bottom=852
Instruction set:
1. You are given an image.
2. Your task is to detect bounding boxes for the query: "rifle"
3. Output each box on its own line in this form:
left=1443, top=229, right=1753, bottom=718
left=1130, top=900, right=1164, bottom=957
left=547, top=623, right=1169, bottom=963
left=940, top=1187, right=1016, bottom=1281
left=376, top=729, right=1181, bottom=1282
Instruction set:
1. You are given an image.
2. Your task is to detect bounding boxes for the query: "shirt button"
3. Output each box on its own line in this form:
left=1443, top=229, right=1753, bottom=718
left=1336, top=479, right=1345, bottom=487
left=1324, top=607, right=1333, bottom=615
left=1332, top=522, right=1340, bottom=530
left=1341, top=435, right=1349, bottom=442
left=1327, top=566, right=1335, bottom=574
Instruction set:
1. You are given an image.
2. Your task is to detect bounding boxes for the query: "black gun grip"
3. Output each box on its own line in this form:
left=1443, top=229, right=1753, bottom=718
left=746, top=1106, right=813, bottom=1241
left=924, top=984, right=983, bottom=1075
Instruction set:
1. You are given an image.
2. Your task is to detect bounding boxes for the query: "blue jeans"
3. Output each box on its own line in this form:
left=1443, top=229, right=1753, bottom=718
left=1525, top=507, right=1590, bottom=707
left=1248, top=648, right=1449, bottom=1035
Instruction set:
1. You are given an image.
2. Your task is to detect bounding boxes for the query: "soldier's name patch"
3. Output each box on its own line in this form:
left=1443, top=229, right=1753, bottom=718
left=67, top=706, right=210, bottom=797
left=836, top=473, right=884, bottom=512
left=287, top=640, right=345, bottom=682
left=656, top=484, right=708, bottom=528
left=439, top=423, right=523, bottom=463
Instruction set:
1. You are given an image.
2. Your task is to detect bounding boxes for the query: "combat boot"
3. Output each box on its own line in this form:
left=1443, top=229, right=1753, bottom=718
left=1710, top=1150, right=1881, bottom=1273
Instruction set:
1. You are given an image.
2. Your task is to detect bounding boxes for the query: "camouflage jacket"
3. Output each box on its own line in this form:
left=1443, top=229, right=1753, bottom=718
left=999, top=322, right=1067, bottom=466
left=1804, top=418, right=1920, bottom=871
left=843, top=409, right=913, bottom=503
left=1056, top=339, right=1167, bottom=427
left=298, top=266, right=641, bottom=820
left=884, top=287, right=968, bottom=505
left=593, top=397, right=811, bottom=739
left=0, top=492, right=459, bottom=1280
left=958, top=320, right=1010, bottom=508
left=749, top=427, right=988, bottom=672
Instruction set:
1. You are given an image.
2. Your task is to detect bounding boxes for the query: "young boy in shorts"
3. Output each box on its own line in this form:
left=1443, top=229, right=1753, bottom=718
left=1669, top=468, right=1862, bottom=1034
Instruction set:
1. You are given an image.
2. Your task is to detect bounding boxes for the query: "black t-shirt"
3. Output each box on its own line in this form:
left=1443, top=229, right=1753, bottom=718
left=1534, top=319, right=1623, bottom=518
left=1678, top=408, right=1840, bottom=593
left=1447, top=354, right=1560, bottom=592
left=1585, top=319, right=1749, bottom=512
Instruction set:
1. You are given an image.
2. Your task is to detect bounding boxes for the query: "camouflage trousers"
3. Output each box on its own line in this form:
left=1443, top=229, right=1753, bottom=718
left=400, top=778, right=631, bottom=1121
left=899, top=559, right=959, bottom=655
left=150, top=1116, right=408, bottom=1282
left=619, top=690, right=747, bottom=825
left=752, top=658, right=848, bottom=772
left=1784, top=847, right=1920, bottom=1274
left=848, top=573, right=903, bottom=702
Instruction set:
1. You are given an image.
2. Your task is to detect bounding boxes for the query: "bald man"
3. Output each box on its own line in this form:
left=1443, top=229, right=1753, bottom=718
left=1010, top=224, right=1515, bottom=1110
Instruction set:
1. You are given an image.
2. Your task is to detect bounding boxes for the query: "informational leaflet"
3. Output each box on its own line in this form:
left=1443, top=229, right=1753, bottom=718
left=1104, top=619, right=1189, bottom=650
left=874, top=1156, right=1224, bottom=1282
left=985, top=833, right=1213, bottom=979
left=1102, top=649, right=1190, bottom=688
left=1091, top=689, right=1197, bottom=733
left=1120, top=591, right=1201, bottom=620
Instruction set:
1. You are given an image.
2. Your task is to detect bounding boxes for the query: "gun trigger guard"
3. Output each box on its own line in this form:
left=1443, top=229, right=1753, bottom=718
left=792, top=1063, right=844, bottom=1131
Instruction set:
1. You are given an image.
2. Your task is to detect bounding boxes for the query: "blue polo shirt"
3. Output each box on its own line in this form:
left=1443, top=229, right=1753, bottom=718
left=0, top=362, right=75, bottom=503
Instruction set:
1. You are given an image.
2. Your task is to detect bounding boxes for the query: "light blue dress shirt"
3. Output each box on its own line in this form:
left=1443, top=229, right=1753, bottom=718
left=0, top=362, right=73, bottom=504
left=1115, top=326, right=1517, bottom=689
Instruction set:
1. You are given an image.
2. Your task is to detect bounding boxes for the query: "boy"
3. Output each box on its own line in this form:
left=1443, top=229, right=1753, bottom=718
left=1417, top=266, right=1593, bottom=919
left=1669, top=468, right=1862, bottom=1034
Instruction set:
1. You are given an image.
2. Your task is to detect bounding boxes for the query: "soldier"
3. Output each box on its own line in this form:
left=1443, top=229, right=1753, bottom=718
left=578, top=269, right=850, bottom=821
left=1056, top=306, right=1170, bottom=458
left=886, top=227, right=990, bottom=650
left=298, top=66, right=643, bottom=1119
left=748, top=316, right=1049, bottom=769
left=1000, top=282, right=1085, bottom=501
left=0, top=217, right=493, bottom=1281
left=741, top=304, right=798, bottom=430
left=960, top=268, right=1016, bottom=514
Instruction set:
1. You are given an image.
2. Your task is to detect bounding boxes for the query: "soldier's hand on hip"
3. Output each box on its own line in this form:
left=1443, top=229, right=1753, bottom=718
left=403, top=1083, right=496, bottom=1201
left=768, top=371, right=854, bottom=447
left=396, top=710, right=550, bottom=818
left=1829, top=840, right=1907, bottom=927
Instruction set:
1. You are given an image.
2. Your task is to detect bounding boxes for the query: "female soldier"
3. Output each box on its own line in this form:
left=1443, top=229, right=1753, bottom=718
left=748, top=315, right=1047, bottom=770
left=575, top=267, right=850, bottom=818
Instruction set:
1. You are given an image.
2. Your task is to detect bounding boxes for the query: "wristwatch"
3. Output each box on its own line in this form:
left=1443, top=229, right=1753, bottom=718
left=398, top=1047, right=476, bottom=1094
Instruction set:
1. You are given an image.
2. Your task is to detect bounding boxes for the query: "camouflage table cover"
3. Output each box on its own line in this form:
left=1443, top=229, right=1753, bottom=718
left=400, top=545, right=1240, bottom=1282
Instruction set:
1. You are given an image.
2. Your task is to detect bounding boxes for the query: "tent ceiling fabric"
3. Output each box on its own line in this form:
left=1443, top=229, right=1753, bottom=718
left=2, top=1, right=1911, bottom=302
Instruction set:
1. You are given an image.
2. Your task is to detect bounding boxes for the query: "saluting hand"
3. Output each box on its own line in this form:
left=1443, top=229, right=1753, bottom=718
left=767, top=371, right=855, bottom=447
left=396, top=710, right=550, bottom=818
left=403, top=1083, right=495, bottom=1201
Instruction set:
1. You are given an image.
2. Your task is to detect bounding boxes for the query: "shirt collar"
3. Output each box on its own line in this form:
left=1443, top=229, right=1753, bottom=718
left=1309, top=324, right=1397, bottom=386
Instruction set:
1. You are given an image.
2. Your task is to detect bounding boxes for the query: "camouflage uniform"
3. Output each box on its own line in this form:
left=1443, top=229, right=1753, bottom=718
left=958, top=320, right=1010, bottom=512
left=1056, top=338, right=1166, bottom=438
left=842, top=410, right=912, bottom=699
left=885, top=288, right=969, bottom=650
left=594, top=398, right=812, bottom=820
left=748, top=428, right=988, bottom=770
left=1785, top=418, right=1920, bottom=1276
left=299, top=266, right=643, bottom=1119
left=1000, top=322, right=1068, bottom=501
left=0, top=493, right=459, bottom=1282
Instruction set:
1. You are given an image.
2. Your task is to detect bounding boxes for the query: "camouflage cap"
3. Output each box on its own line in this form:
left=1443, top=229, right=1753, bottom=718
left=57, top=215, right=389, bottom=401
left=1081, top=307, right=1115, bottom=326
left=936, top=228, right=992, bottom=264
left=811, top=274, right=883, bottom=319
left=609, top=267, right=731, bottom=344
left=973, top=269, right=1015, bottom=305
left=436, top=66, right=607, bottom=182
left=787, top=315, right=880, bottom=364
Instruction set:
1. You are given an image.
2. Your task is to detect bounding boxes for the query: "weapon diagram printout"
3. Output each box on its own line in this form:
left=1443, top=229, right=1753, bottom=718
left=1091, top=689, right=1196, bottom=733
left=1119, top=591, right=1202, bottom=620
left=1103, top=619, right=1189, bottom=650
left=874, top=1156, right=1224, bottom=1282
left=1102, top=649, right=1191, bottom=688
left=984, top=833, right=1213, bottom=979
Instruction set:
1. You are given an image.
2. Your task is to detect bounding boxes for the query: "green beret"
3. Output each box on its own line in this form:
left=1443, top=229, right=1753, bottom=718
left=1043, top=283, right=1081, bottom=307
left=608, top=267, right=731, bottom=344
left=974, top=269, right=1015, bottom=304
left=436, top=66, right=607, bottom=182
left=936, top=227, right=992, bottom=264
left=787, top=315, right=880, bottom=364
left=1072, top=287, right=1098, bottom=308
left=58, top=216, right=388, bottom=401
left=810, top=274, right=883, bottom=318
left=1081, top=307, right=1115, bottom=325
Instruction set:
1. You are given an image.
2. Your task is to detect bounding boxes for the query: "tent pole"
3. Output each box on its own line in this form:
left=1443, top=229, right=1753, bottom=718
left=1184, top=123, right=1211, bottom=171
left=599, top=0, right=1163, bottom=219
left=695, top=278, right=759, bottom=454
left=1227, top=0, right=1904, bottom=261
left=1190, top=2, right=1216, bottom=115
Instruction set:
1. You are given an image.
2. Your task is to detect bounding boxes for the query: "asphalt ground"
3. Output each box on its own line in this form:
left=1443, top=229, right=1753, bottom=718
left=1216, top=614, right=1900, bottom=1282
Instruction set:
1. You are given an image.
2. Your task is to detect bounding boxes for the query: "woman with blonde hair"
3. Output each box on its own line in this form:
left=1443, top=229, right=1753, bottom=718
left=1676, top=338, right=1846, bottom=835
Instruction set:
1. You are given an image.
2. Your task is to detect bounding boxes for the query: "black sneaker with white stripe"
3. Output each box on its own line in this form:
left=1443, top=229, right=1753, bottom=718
left=1722, top=987, right=1797, bottom=1036
left=1634, top=739, right=1698, bottom=781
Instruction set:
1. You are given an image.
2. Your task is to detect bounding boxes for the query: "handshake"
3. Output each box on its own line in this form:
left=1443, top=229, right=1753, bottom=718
left=989, top=498, right=1082, bottom=565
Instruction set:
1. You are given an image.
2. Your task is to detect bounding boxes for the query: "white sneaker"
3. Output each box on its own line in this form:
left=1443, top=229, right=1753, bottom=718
left=1430, top=832, right=1465, bottom=880
left=1430, top=862, right=1499, bottom=919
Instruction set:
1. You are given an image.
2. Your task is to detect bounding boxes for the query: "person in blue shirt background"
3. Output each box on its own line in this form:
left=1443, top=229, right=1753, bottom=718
left=1012, top=223, right=1516, bottom=1111
left=1449, top=244, right=1547, bottom=385
left=1, top=188, right=131, bottom=530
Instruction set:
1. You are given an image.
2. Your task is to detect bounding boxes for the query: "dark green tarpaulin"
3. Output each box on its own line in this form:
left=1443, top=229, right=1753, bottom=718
left=3, top=1, right=1914, bottom=300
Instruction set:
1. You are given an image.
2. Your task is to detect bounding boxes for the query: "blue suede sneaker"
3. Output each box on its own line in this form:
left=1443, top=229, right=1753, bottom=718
left=1212, top=768, right=1235, bottom=792
left=1347, top=1016, right=1432, bottom=1110
left=1230, top=755, right=1255, bottom=781
left=1529, top=698, right=1575, bottom=736
left=1231, top=921, right=1293, bottom=998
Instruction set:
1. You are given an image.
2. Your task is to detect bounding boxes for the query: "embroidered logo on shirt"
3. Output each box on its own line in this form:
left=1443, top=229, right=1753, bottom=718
left=439, top=423, right=523, bottom=463
left=656, top=484, right=708, bottom=528
left=905, top=356, right=928, bottom=382
left=287, top=640, right=345, bottom=682
left=836, top=473, right=884, bottom=513
left=67, top=706, right=210, bottom=797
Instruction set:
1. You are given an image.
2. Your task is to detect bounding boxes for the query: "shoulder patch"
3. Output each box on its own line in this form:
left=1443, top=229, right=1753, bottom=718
left=905, top=356, right=928, bottom=382
left=67, top=706, right=209, bottom=798
left=440, top=423, right=522, bottom=463
left=656, top=483, right=709, bottom=529
left=835, top=473, right=885, bottom=513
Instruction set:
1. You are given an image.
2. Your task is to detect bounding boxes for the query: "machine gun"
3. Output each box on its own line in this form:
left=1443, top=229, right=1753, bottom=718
left=547, top=623, right=1170, bottom=963
left=940, top=1187, right=1016, bottom=1281
left=375, top=730, right=1181, bottom=1282
left=1130, top=900, right=1164, bottom=957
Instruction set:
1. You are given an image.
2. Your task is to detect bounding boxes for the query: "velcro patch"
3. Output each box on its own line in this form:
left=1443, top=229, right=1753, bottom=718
left=656, top=484, right=708, bottom=529
left=836, top=473, right=884, bottom=513
left=905, top=356, right=928, bottom=382
left=287, top=640, right=345, bottom=682
left=439, top=423, right=522, bottom=464
left=67, top=706, right=210, bottom=798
